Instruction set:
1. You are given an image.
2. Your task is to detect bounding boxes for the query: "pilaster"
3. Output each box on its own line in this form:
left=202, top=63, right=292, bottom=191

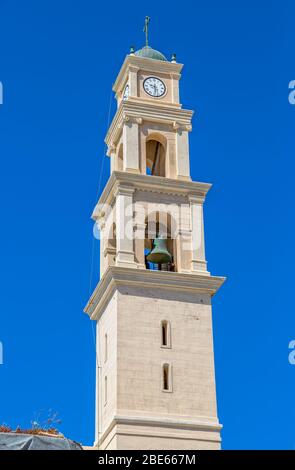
left=175, top=125, right=191, bottom=180
left=189, top=195, right=208, bottom=274
left=115, top=186, right=137, bottom=268
left=129, top=65, right=139, bottom=97
left=122, top=117, right=141, bottom=173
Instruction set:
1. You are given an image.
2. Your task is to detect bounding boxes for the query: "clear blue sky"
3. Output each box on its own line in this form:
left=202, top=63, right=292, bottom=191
left=0, top=0, right=294, bottom=449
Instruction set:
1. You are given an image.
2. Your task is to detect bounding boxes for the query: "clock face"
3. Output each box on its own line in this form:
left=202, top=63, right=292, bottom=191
left=123, top=84, right=129, bottom=100
left=143, top=77, right=166, bottom=97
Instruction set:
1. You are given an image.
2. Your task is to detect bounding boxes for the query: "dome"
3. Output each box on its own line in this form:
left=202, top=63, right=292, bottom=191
left=134, top=46, right=167, bottom=62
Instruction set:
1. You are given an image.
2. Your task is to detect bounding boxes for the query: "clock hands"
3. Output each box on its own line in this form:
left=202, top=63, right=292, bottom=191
left=143, top=77, right=166, bottom=97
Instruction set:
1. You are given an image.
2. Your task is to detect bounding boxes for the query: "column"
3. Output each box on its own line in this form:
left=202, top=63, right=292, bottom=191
left=115, top=186, right=136, bottom=268
left=189, top=195, right=209, bottom=274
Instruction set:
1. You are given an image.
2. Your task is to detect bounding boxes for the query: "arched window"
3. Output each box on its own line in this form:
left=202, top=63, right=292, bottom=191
left=146, top=136, right=166, bottom=177
left=162, top=363, right=172, bottom=392
left=161, top=320, right=171, bottom=348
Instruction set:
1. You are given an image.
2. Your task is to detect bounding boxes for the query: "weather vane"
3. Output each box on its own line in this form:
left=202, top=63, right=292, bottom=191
left=143, top=16, right=150, bottom=47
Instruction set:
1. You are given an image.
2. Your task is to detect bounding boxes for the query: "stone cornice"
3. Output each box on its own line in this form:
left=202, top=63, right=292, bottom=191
left=84, top=266, right=226, bottom=320
left=105, top=100, right=194, bottom=150
left=98, top=414, right=222, bottom=447
left=113, top=55, right=183, bottom=94
left=92, top=172, right=212, bottom=220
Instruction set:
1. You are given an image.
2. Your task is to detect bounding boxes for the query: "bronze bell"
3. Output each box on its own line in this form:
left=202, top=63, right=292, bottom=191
left=146, top=237, right=172, bottom=264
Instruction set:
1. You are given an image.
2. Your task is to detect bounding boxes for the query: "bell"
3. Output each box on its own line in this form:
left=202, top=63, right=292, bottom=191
left=146, top=237, right=172, bottom=264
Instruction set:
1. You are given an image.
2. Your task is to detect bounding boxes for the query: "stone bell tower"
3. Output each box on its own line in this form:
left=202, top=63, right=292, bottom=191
left=84, top=34, right=225, bottom=450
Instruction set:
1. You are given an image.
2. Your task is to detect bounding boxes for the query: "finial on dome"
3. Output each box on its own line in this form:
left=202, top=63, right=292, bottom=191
left=171, top=53, right=177, bottom=63
left=133, top=18, right=168, bottom=62
left=129, top=46, right=135, bottom=56
left=143, top=16, right=150, bottom=47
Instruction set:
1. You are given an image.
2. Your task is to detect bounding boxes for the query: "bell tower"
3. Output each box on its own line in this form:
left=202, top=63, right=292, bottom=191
left=84, top=31, right=225, bottom=450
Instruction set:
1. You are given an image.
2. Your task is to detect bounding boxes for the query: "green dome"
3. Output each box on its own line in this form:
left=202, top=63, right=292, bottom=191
left=134, top=46, right=167, bottom=61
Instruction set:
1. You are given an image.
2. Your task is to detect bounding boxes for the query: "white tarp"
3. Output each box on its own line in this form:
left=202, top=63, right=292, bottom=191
left=0, top=432, right=82, bottom=450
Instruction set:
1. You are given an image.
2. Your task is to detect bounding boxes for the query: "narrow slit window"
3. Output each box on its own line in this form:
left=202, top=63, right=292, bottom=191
left=162, top=321, right=168, bottom=346
left=162, top=363, right=171, bottom=391
left=161, top=321, right=171, bottom=348
left=104, top=376, right=107, bottom=405
left=104, top=333, right=108, bottom=363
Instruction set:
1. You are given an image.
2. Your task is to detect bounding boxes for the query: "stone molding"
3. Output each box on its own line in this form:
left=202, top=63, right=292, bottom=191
left=105, top=100, right=194, bottom=150
left=113, top=185, right=135, bottom=198
left=113, top=55, right=183, bottom=94
left=98, top=414, right=222, bottom=448
left=103, top=246, right=116, bottom=256
left=84, top=266, right=226, bottom=320
left=92, top=171, right=212, bottom=219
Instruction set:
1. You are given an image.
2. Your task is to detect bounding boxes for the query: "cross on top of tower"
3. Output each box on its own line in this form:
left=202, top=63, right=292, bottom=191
left=133, top=16, right=167, bottom=62
left=143, top=16, right=150, bottom=47
left=130, top=17, right=176, bottom=62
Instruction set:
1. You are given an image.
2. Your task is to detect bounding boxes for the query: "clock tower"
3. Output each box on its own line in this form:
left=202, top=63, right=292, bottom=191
left=84, top=38, right=225, bottom=450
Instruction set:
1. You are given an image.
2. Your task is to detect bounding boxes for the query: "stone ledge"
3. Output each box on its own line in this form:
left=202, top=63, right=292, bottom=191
left=98, top=414, right=222, bottom=449
left=105, top=100, right=193, bottom=149
left=84, top=266, right=226, bottom=320
left=92, top=171, right=212, bottom=218
left=113, top=55, right=183, bottom=94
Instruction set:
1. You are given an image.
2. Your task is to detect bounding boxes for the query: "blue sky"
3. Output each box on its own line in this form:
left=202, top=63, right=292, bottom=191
left=0, top=0, right=294, bottom=449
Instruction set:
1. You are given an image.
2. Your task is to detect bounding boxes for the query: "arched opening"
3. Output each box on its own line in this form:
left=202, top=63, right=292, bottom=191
left=144, top=212, right=175, bottom=272
left=146, top=136, right=166, bottom=177
left=117, top=143, right=123, bottom=171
